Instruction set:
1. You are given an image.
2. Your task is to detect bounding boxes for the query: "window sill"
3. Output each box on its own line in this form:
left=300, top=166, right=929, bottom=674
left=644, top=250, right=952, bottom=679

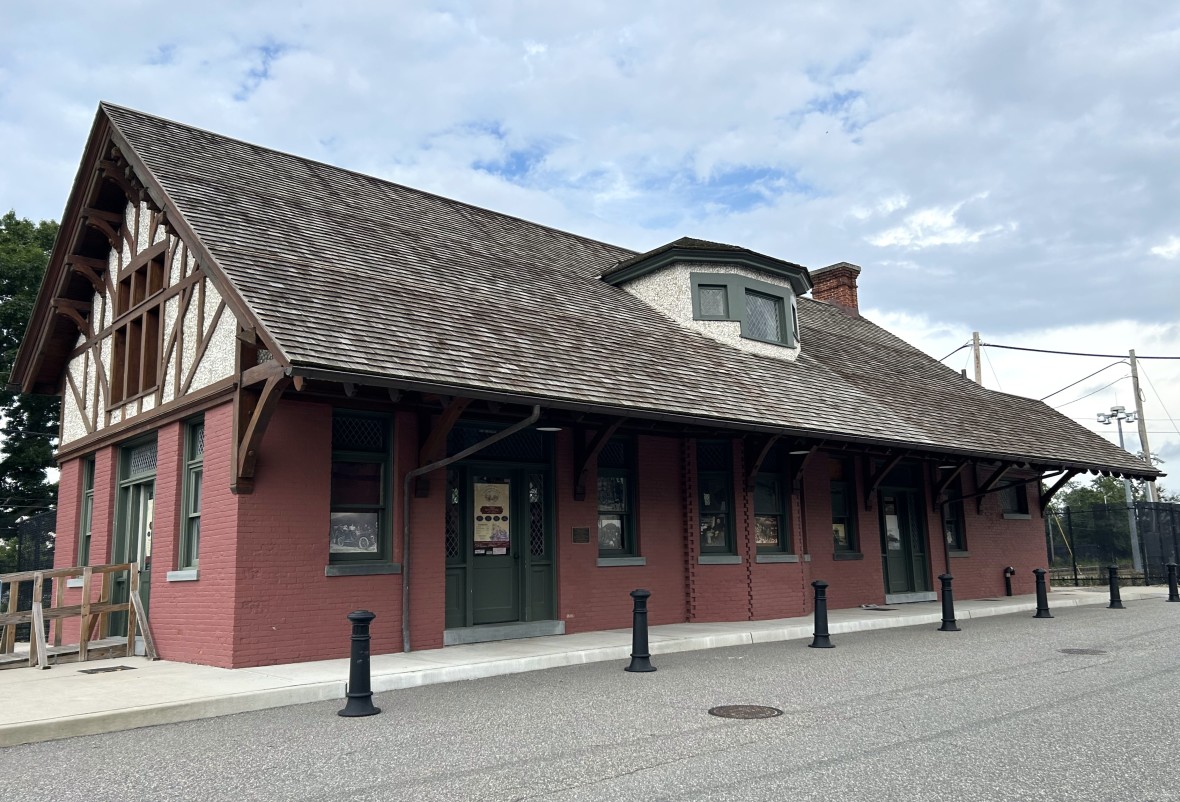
left=833, top=552, right=864, bottom=561
left=698, top=555, right=742, bottom=565
left=597, top=556, right=647, bottom=567
left=325, top=562, right=402, bottom=577
left=166, top=569, right=199, bottom=582
left=949, top=550, right=971, bottom=559
left=1002, top=513, right=1032, bottom=520
left=755, top=553, right=800, bottom=564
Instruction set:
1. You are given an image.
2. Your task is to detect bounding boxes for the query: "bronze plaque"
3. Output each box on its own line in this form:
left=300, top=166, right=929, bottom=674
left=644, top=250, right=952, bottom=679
left=572, top=527, right=591, bottom=544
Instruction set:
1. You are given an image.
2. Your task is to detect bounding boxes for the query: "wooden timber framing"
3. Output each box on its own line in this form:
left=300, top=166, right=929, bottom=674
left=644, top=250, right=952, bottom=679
left=864, top=452, right=906, bottom=511
left=789, top=445, right=820, bottom=494
left=1039, top=469, right=1080, bottom=512
left=743, top=434, right=782, bottom=492
left=573, top=417, right=627, bottom=500
left=415, top=397, right=473, bottom=497
left=931, top=461, right=970, bottom=512
left=975, top=463, right=1012, bottom=514
left=231, top=360, right=291, bottom=494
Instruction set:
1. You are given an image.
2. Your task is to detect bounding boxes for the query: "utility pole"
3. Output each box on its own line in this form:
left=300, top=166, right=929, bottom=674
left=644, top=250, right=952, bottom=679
left=1129, top=349, right=1158, bottom=503
left=972, top=331, right=982, bottom=386
left=1098, top=406, right=1144, bottom=572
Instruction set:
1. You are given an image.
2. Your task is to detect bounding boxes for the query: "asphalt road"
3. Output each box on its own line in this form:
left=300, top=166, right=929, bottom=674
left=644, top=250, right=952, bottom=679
left=4, top=600, right=1179, bottom=801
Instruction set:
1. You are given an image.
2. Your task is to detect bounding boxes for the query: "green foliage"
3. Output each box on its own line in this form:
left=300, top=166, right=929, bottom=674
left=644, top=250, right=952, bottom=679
left=0, top=211, right=60, bottom=563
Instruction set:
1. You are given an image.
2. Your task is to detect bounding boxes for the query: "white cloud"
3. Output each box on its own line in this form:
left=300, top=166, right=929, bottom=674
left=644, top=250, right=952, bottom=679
left=866, top=197, right=1015, bottom=249
left=1150, top=236, right=1180, bottom=259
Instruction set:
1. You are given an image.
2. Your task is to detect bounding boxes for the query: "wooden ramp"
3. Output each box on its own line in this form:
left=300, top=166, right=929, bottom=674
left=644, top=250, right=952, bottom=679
left=0, top=564, right=157, bottom=670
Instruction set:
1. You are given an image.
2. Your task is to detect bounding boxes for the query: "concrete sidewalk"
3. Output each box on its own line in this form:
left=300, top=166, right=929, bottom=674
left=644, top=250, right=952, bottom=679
left=0, top=586, right=1169, bottom=748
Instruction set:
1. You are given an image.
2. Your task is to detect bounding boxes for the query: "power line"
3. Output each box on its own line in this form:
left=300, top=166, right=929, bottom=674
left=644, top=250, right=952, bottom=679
left=982, top=342, right=1180, bottom=360
left=981, top=346, right=1003, bottom=391
left=1039, top=360, right=1128, bottom=401
left=1051, top=375, right=1131, bottom=409
left=939, top=342, right=970, bottom=362
left=1138, top=363, right=1180, bottom=440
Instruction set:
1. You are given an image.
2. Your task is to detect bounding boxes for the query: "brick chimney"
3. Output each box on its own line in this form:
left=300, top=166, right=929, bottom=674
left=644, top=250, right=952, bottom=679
left=810, top=262, right=861, bottom=313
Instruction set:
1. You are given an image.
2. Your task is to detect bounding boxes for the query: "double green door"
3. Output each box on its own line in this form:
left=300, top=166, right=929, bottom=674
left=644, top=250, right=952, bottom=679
left=445, top=465, right=554, bottom=628
left=879, top=488, right=931, bottom=595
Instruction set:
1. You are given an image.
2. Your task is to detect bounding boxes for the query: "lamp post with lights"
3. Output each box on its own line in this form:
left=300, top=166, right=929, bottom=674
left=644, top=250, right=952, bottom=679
left=1097, top=406, right=1143, bottom=572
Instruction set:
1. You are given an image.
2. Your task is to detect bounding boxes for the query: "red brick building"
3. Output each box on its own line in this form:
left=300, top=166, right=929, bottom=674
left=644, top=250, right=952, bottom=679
left=11, top=104, right=1158, bottom=668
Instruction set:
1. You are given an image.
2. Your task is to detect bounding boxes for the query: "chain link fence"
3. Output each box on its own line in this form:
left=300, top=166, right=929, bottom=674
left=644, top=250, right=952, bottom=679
left=1046, top=501, right=1180, bottom=586
left=0, top=510, right=57, bottom=642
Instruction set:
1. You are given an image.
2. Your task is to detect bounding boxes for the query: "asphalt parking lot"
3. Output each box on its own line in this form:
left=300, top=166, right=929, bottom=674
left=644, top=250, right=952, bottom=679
left=4, top=599, right=1178, bottom=801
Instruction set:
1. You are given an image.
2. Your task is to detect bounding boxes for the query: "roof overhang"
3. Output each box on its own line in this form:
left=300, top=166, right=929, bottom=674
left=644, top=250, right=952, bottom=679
left=602, top=241, right=813, bottom=294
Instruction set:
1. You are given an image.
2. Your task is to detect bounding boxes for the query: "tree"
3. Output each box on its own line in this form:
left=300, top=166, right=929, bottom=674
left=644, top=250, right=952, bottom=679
left=0, top=211, right=60, bottom=572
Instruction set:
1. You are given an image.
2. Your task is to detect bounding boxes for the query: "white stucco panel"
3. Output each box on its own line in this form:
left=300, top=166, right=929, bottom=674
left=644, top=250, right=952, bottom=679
left=136, top=201, right=151, bottom=254
left=621, top=262, right=801, bottom=362
left=61, top=354, right=90, bottom=445
left=189, top=285, right=236, bottom=392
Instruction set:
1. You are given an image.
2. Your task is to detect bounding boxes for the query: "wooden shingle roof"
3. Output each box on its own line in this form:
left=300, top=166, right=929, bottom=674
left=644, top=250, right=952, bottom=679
left=97, top=103, right=1156, bottom=478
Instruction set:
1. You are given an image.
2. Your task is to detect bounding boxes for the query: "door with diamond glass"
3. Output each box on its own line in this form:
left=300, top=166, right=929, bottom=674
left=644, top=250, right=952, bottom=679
left=463, top=467, right=554, bottom=627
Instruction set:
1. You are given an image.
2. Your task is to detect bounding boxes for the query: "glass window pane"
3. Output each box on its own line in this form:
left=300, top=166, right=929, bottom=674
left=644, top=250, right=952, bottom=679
left=830, top=484, right=846, bottom=517
left=745, top=291, right=783, bottom=341
left=699, top=474, right=730, bottom=513
left=755, top=515, right=780, bottom=547
left=598, top=515, right=624, bottom=551
left=699, top=285, right=728, bottom=317
left=189, top=469, right=202, bottom=514
left=700, top=514, right=729, bottom=547
left=832, top=522, right=851, bottom=551
left=754, top=475, right=780, bottom=515
left=330, top=512, right=380, bottom=553
left=598, top=475, right=627, bottom=512
left=332, top=461, right=381, bottom=505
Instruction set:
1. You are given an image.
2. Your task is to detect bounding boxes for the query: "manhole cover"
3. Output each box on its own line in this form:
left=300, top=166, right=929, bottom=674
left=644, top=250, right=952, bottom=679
left=1059, top=648, right=1107, bottom=656
left=78, top=665, right=137, bottom=674
left=708, top=705, right=783, bottom=719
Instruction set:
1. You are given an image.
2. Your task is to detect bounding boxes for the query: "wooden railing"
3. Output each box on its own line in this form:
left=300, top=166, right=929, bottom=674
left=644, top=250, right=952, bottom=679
left=0, top=563, right=156, bottom=669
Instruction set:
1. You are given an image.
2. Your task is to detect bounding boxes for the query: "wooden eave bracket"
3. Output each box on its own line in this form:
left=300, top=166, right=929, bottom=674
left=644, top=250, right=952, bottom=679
left=573, top=418, right=627, bottom=501
left=975, top=463, right=1012, bottom=514
left=864, top=452, right=906, bottom=511
left=744, top=434, right=782, bottom=492
left=931, top=461, right=970, bottom=512
left=52, top=298, right=91, bottom=334
left=788, top=444, right=820, bottom=494
left=231, top=368, right=292, bottom=494
left=1040, top=469, right=1080, bottom=512
left=415, top=397, right=472, bottom=497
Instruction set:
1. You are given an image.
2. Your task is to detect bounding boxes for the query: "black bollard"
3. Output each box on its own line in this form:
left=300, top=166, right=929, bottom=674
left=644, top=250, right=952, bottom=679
left=625, top=588, right=656, bottom=672
left=338, top=610, right=381, bottom=717
left=938, top=573, right=960, bottom=631
left=1166, top=563, right=1179, bottom=603
left=1004, top=566, right=1016, bottom=597
left=1033, top=568, right=1053, bottom=618
left=1107, top=565, right=1125, bottom=610
left=809, top=580, right=834, bottom=648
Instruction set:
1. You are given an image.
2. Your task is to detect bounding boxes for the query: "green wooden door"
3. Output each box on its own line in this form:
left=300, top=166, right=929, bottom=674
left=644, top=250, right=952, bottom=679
left=111, top=481, right=154, bottom=633
left=880, top=489, right=930, bottom=595
left=451, top=466, right=555, bottom=629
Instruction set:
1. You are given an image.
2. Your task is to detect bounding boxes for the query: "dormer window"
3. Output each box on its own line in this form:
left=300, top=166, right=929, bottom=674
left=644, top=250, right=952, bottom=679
left=690, top=273, right=800, bottom=347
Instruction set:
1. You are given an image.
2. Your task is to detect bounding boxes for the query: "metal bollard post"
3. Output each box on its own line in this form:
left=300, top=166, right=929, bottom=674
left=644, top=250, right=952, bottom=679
left=1004, top=566, right=1016, bottom=597
left=938, top=573, right=960, bottom=631
left=809, top=580, right=834, bottom=648
left=625, top=589, right=656, bottom=672
left=1033, top=568, right=1053, bottom=618
left=1107, top=565, right=1125, bottom=610
left=338, top=610, right=381, bottom=717
left=1166, top=563, right=1179, bottom=603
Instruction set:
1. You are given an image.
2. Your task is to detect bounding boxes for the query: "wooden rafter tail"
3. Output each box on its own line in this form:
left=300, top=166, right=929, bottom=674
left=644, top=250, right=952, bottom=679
left=53, top=298, right=92, bottom=335
left=573, top=417, right=627, bottom=501
left=232, top=371, right=292, bottom=494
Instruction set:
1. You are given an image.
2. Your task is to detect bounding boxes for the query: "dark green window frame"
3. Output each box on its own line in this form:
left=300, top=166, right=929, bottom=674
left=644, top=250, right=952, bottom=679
left=330, top=411, right=392, bottom=564
left=754, top=472, right=793, bottom=553
left=830, top=456, right=859, bottom=553
left=1000, top=481, right=1030, bottom=518
left=597, top=437, right=637, bottom=558
left=79, top=456, right=95, bottom=565
left=179, top=419, right=204, bottom=570
left=689, top=272, right=799, bottom=347
left=698, top=440, right=736, bottom=554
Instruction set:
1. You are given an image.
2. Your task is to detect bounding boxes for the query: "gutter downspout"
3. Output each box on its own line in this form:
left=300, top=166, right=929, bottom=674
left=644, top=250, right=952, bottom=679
left=401, top=405, right=541, bottom=653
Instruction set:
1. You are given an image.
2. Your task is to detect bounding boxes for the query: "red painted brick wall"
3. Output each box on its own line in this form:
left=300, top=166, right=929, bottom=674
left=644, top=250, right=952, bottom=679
left=404, top=411, right=447, bottom=652
left=949, top=472, right=1046, bottom=599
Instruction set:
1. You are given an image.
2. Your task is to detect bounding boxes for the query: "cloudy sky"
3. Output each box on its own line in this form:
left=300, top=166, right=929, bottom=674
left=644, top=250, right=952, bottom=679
left=2, top=1, right=1178, bottom=486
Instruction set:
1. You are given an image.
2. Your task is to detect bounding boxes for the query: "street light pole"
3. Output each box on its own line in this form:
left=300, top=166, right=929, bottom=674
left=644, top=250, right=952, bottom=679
left=1098, top=406, right=1143, bottom=572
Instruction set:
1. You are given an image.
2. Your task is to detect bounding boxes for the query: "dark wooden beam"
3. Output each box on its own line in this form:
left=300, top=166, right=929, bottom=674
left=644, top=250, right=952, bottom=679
left=975, top=463, right=1011, bottom=514
left=69, top=263, right=105, bottom=294
left=52, top=298, right=91, bottom=333
left=240, top=360, right=285, bottom=389
left=573, top=417, right=627, bottom=501
left=932, top=461, right=970, bottom=512
left=744, top=434, right=781, bottom=491
left=342, top=382, right=357, bottom=398
left=83, top=215, right=120, bottom=249
left=67, top=255, right=110, bottom=274
left=1040, top=469, right=1080, bottom=512
left=231, top=371, right=291, bottom=494
left=416, top=397, right=472, bottom=496
left=864, top=453, right=905, bottom=511
left=788, top=445, right=820, bottom=494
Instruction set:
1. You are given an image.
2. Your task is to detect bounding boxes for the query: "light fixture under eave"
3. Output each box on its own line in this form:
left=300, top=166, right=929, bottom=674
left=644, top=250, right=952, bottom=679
left=536, top=426, right=562, bottom=432
left=789, top=450, right=811, bottom=455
